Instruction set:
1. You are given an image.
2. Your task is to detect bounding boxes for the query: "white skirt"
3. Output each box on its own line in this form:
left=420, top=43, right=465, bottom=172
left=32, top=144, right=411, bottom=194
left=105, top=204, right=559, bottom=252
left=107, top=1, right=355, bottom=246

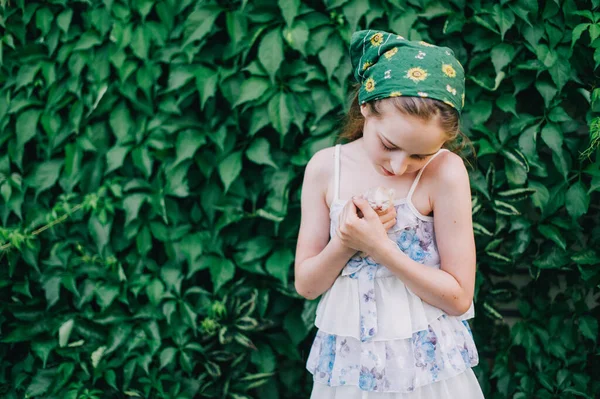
left=310, top=368, right=485, bottom=399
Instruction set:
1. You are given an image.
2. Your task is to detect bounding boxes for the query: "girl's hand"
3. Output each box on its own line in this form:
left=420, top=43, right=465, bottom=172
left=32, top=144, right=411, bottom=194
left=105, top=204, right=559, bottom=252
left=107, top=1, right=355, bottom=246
left=336, top=197, right=392, bottom=255
left=374, top=203, right=397, bottom=232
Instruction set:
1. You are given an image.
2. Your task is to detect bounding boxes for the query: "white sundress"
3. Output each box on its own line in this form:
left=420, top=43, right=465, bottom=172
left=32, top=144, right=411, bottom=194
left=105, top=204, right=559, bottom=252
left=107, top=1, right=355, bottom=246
left=306, top=144, right=485, bottom=398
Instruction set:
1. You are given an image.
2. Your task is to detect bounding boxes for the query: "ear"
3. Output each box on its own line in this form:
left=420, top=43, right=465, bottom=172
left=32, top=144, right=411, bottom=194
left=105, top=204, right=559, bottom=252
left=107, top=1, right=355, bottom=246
left=360, top=103, right=369, bottom=118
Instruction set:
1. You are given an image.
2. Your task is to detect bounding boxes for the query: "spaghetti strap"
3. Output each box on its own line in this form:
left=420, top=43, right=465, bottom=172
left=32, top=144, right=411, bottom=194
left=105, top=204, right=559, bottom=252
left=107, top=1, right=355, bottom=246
left=333, top=144, right=341, bottom=201
left=406, top=148, right=450, bottom=201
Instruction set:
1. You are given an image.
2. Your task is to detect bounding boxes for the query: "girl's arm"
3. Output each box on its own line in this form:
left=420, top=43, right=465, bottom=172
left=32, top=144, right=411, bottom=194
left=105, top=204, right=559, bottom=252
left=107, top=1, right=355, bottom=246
left=371, top=152, right=476, bottom=316
left=294, top=148, right=357, bottom=300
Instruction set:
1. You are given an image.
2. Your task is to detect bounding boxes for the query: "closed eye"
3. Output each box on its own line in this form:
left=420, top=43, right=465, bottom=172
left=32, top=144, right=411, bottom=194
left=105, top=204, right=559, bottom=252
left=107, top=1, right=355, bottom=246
left=380, top=140, right=427, bottom=160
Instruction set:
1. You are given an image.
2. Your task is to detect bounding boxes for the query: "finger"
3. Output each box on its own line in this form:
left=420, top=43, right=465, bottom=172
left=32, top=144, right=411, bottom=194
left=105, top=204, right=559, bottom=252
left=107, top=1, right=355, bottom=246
left=383, top=220, right=395, bottom=231
left=352, top=197, right=378, bottom=220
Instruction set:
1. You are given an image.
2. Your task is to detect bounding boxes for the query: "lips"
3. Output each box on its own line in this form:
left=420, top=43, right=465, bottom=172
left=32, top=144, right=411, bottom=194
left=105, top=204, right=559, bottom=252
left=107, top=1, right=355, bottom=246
left=381, top=166, right=394, bottom=176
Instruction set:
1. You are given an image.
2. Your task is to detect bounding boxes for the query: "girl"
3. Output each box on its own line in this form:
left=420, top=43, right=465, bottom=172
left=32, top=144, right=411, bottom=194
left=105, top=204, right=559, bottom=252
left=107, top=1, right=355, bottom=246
left=294, top=30, right=485, bottom=398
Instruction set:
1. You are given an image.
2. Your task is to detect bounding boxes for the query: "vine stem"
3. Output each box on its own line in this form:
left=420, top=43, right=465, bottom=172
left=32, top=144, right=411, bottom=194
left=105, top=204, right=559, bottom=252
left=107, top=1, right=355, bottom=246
left=0, top=203, right=85, bottom=252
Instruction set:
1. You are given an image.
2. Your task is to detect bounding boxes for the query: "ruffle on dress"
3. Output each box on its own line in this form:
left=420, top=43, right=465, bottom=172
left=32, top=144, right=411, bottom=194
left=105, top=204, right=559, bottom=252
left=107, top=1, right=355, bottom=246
left=310, top=368, right=485, bottom=398
left=306, top=314, right=479, bottom=393
left=314, top=271, right=475, bottom=341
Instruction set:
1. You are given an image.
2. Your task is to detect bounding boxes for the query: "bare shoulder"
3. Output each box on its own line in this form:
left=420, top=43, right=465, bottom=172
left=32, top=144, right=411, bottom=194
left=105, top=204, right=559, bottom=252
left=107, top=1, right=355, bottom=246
left=424, top=150, right=470, bottom=193
left=303, top=146, right=335, bottom=201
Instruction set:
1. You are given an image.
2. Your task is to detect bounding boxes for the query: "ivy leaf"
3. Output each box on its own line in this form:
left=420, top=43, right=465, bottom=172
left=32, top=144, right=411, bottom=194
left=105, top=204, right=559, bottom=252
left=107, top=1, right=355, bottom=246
left=57, top=9, right=73, bottom=33
left=258, top=28, right=284, bottom=83
left=246, top=137, right=278, bottom=169
left=183, top=6, right=221, bottom=47
left=59, top=319, right=74, bottom=347
left=265, top=248, right=293, bottom=286
left=195, top=67, right=219, bottom=109
left=579, top=315, right=598, bottom=343
left=565, top=182, right=589, bottom=220
left=109, top=102, right=133, bottom=144
left=207, top=256, right=235, bottom=292
left=160, top=347, right=177, bottom=369
left=268, top=92, right=292, bottom=138
left=233, top=77, right=271, bottom=108
left=318, top=34, right=345, bottom=80
left=218, top=151, right=242, bottom=193
left=27, top=160, right=63, bottom=200
left=278, top=0, right=300, bottom=27
left=283, top=21, right=309, bottom=57
left=16, top=108, right=42, bottom=150
left=491, top=43, right=515, bottom=74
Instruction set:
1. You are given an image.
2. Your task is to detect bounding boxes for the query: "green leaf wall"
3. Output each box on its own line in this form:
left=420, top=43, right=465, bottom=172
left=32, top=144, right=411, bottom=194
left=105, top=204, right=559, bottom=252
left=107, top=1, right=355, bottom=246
left=0, top=0, right=599, bottom=398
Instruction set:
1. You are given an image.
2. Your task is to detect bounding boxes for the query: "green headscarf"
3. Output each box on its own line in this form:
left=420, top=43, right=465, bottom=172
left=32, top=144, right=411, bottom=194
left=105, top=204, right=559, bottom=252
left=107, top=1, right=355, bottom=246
left=350, top=30, right=466, bottom=114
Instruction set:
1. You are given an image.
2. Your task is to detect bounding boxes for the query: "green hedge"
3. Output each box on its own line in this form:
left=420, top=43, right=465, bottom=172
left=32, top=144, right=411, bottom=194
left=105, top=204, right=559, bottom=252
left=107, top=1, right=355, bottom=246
left=0, top=0, right=599, bottom=398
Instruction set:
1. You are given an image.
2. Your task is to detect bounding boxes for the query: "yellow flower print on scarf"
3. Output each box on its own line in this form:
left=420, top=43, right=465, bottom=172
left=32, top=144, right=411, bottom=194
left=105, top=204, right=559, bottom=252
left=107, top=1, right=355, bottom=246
left=442, top=64, right=456, bottom=78
left=406, top=67, right=428, bottom=83
left=384, top=47, right=398, bottom=59
left=363, top=61, right=373, bottom=70
left=370, top=32, right=384, bottom=47
left=419, top=41, right=434, bottom=47
left=389, top=91, right=402, bottom=97
left=365, top=77, right=376, bottom=92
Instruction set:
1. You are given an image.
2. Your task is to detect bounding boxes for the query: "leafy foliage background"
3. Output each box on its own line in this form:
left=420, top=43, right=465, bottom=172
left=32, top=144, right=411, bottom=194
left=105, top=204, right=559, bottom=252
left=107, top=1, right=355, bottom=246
left=0, top=0, right=599, bottom=398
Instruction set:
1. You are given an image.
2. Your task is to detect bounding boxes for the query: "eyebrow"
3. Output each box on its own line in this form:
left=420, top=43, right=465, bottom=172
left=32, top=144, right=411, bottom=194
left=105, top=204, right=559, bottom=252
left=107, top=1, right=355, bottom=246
left=379, top=133, right=438, bottom=156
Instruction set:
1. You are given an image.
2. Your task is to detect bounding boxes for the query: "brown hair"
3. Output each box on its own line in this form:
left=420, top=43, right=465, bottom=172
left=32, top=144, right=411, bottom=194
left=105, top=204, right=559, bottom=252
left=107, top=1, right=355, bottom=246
left=336, top=85, right=475, bottom=166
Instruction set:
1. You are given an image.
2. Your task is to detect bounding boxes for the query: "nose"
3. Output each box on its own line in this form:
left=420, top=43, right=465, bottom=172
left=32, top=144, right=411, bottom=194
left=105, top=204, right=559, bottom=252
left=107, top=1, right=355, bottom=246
left=390, top=153, right=409, bottom=175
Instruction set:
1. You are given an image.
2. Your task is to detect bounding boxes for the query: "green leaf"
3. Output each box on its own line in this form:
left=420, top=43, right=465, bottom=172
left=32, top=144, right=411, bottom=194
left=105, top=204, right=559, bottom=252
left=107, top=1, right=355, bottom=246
left=571, top=249, right=600, bottom=265
left=548, top=58, right=571, bottom=92
left=233, top=77, right=271, bottom=107
left=218, top=151, right=242, bottom=193
left=265, top=248, right=293, bottom=285
left=160, top=347, right=177, bottom=369
left=32, top=340, right=54, bottom=368
left=258, top=28, right=284, bottom=83
left=26, top=370, right=55, bottom=397
left=146, top=278, right=165, bottom=306
left=268, top=92, right=292, bottom=138
left=283, top=21, right=309, bottom=56
left=27, top=160, right=63, bottom=199
left=318, top=34, right=345, bottom=80
left=246, top=137, right=278, bottom=169
left=183, top=6, right=221, bottom=47
left=175, top=129, right=206, bottom=166
left=91, top=346, right=107, bottom=368
left=537, top=225, right=566, bottom=250
left=195, top=67, right=218, bottom=109
left=343, top=0, right=370, bottom=33
left=207, top=256, right=235, bottom=292
left=109, top=102, right=133, bottom=144
left=131, top=25, right=150, bottom=59
left=59, top=319, right=74, bottom=347
left=73, top=31, right=103, bottom=50
left=579, top=315, right=598, bottom=343
left=541, top=123, right=563, bottom=153
left=16, top=109, right=42, bottom=150
left=57, top=9, right=73, bottom=33
left=123, top=193, right=148, bottom=226
left=535, top=80, right=558, bottom=108
left=278, top=0, right=300, bottom=27
left=565, top=182, right=589, bottom=220
left=105, top=145, right=131, bottom=174
left=491, top=43, right=515, bottom=74
left=493, top=200, right=520, bottom=215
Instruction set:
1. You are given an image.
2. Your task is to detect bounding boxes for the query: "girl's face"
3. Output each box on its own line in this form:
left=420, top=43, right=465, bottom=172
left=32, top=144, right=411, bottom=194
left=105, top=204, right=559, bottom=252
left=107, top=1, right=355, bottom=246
left=360, top=101, right=448, bottom=177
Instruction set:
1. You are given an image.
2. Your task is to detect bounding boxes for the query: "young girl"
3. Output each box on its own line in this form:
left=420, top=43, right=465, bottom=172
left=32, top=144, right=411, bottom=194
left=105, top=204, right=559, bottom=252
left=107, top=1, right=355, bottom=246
left=294, top=30, right=485, bottom=398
